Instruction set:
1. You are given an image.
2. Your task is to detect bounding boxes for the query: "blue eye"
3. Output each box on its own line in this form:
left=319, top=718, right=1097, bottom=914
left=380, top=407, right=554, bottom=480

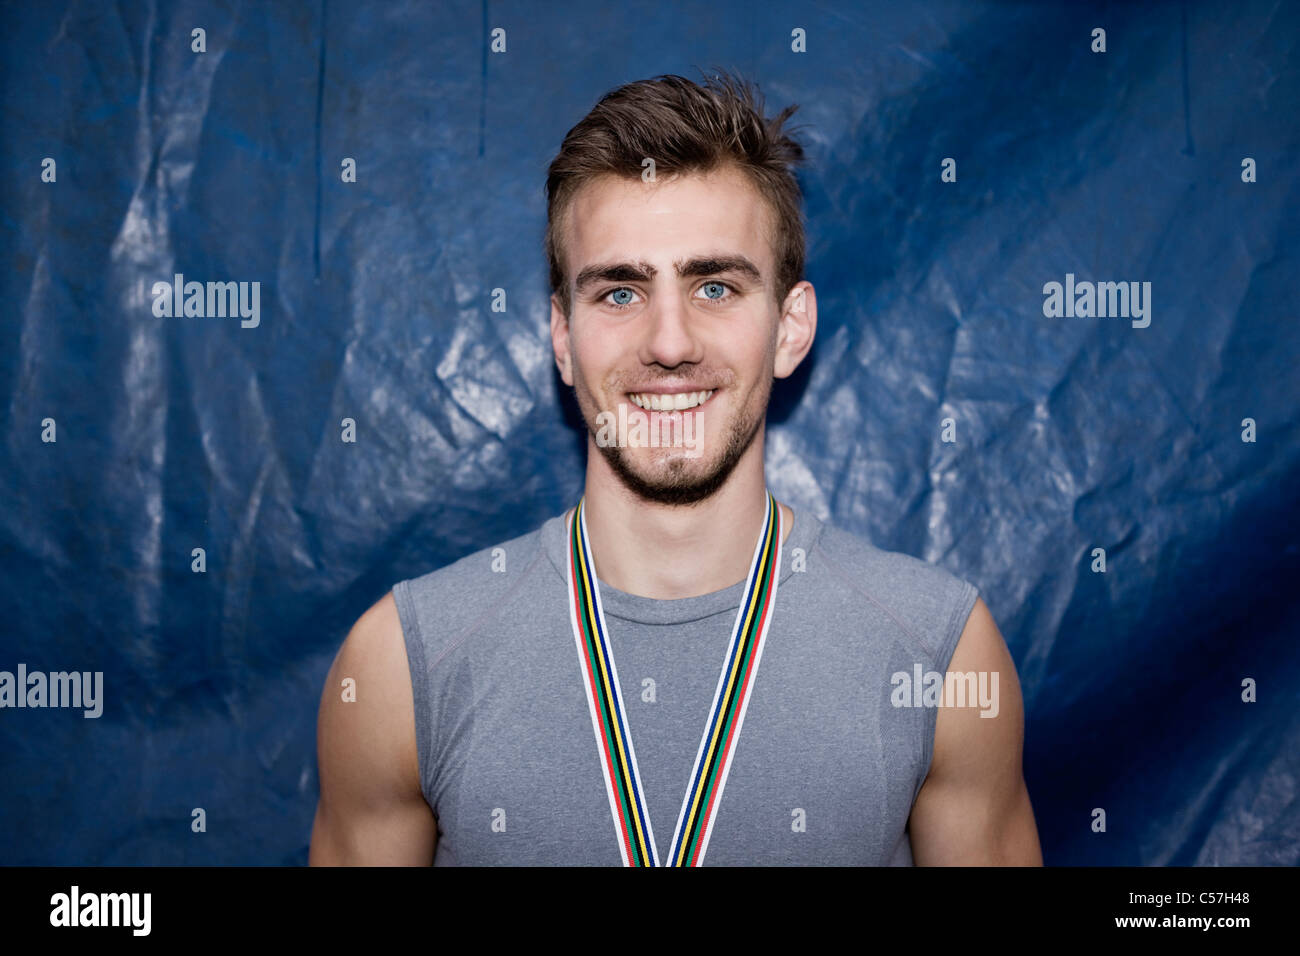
left=700, top=281, right=728, bottom=300
left=608, top=288, right=635, bottom=307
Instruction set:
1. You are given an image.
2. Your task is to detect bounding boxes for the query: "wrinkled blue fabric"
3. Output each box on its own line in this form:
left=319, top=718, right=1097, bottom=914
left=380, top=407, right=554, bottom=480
left=0, top=0, right=1295, bottom=865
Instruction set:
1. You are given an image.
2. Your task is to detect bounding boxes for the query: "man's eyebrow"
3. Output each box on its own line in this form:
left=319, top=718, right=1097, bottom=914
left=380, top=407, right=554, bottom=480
left=573, top=255, right=763, bottom=295
left=676, top=255, right=762, bottom=283
left=573, top=260, right=656, bottom=295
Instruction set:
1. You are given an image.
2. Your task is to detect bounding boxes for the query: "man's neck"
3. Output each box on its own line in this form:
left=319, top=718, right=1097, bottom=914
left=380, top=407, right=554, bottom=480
left=578, top=441, right=793, bottom=600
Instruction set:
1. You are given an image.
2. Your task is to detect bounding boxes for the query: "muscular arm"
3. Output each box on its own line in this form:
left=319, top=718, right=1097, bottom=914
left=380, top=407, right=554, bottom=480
left=309, top=592, right=439, bottom=865
left=908, top=596, right=1043, bottom=865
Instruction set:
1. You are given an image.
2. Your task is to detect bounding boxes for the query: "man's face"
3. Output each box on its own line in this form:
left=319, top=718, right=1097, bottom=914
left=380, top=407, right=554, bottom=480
left=551, top=165, right=782, bottom=505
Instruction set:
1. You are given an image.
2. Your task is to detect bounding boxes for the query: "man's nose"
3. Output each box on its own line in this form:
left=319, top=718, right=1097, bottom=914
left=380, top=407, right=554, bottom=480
left=639, top=289, right=703, bottom=368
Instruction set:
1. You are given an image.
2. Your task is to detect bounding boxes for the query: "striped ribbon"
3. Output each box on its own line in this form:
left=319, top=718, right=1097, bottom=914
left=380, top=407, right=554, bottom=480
left=565, top=492, right=783, bottom=866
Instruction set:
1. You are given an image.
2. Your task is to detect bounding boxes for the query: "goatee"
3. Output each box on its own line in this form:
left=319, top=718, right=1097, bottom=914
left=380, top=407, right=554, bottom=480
left=592, top=405, right=763, bottom=506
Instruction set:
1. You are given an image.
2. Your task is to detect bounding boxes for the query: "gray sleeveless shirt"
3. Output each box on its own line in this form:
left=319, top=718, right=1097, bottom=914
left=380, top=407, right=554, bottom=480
left=391, top=506, right=979, bottom=866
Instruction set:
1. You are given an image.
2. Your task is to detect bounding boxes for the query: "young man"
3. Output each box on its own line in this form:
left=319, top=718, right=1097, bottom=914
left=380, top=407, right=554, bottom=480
left=310, top=73, right=1042, bottom=866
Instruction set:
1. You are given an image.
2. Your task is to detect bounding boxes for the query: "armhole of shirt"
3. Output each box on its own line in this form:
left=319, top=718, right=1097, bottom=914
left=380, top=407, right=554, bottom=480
left=913, top=578, right=981, bottom=806
left=391, top=579, right=437, bottom=812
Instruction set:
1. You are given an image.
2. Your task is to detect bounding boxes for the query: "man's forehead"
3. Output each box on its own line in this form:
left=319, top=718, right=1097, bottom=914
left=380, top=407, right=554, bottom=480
left=564, top=167, right=774, bottom=273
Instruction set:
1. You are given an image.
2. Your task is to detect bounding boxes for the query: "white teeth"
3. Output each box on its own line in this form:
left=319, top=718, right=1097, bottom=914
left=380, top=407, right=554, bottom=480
left=629, top=389, right=714, bottom=411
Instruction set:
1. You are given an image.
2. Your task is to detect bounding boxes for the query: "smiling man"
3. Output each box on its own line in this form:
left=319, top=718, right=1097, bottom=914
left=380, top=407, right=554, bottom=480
left=310, top=71, right=1043, bottom=866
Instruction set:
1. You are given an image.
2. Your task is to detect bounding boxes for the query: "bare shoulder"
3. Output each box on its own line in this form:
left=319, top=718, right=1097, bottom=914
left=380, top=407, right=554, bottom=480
left=309, top=591, right=437, bottom=865
left=950, top=596, right=1014, bottom=686
left=908, top=596, right=1043, bottom=865
left=937, top=596, right=1022, bottom=770
left=327, top=592, right=410, bottom=721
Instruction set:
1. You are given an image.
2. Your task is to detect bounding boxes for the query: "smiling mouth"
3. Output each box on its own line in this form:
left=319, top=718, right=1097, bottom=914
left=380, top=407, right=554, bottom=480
left=626, top=389, right=716, bottom=411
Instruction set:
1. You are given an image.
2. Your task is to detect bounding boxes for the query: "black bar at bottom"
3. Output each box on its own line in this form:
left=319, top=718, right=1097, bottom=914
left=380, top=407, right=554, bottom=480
left=0, top=865, right=1289, bottom=941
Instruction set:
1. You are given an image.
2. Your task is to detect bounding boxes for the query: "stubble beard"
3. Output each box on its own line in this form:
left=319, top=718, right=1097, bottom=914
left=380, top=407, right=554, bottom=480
left=580, top=380, right=770, bottom=507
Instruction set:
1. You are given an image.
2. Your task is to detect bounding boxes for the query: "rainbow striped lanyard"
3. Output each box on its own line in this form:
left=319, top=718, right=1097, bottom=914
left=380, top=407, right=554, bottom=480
left=565, top=492, right=784, bottom=866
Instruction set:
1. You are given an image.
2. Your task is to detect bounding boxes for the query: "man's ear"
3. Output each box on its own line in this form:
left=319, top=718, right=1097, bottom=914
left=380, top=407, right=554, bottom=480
left=774, top=280, right=816, bottom=379
left=550, top=293, right=574, bottom=386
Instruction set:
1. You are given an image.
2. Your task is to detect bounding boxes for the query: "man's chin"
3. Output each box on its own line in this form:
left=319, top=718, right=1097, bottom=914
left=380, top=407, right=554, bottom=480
left=598, top=447, right=735, bottom=506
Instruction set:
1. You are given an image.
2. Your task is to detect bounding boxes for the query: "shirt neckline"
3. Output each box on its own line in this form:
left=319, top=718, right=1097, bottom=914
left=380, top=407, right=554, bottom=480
left=541, top=501, right=822, bottom=625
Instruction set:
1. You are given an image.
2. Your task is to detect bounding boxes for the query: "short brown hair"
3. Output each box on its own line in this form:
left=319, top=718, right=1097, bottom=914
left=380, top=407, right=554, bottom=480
left=545, top=70, right=807, bottom=317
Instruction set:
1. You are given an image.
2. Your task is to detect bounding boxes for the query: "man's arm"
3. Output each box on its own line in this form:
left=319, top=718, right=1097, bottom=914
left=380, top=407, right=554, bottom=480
left=309, top=592, right=438, bottom=865
left=908, top=596, right=1043, bottom=865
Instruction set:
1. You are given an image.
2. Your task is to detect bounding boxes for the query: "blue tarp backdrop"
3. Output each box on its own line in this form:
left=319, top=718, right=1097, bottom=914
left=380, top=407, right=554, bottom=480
left=1, top=1, right=1297, bottom=865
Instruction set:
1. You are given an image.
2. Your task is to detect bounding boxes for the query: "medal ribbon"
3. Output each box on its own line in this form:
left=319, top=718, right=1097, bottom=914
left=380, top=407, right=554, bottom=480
left=565, top=492, right=783, bottom=866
